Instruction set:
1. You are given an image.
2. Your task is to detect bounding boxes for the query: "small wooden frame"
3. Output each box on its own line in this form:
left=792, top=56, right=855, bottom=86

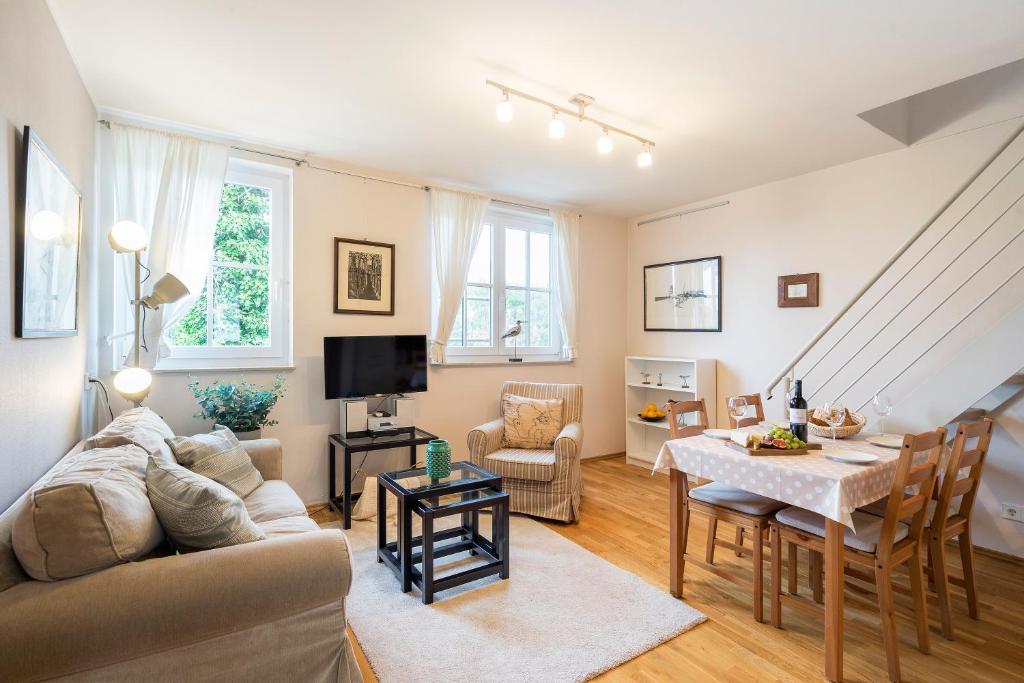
left=778, top=273, right=819, bottom=308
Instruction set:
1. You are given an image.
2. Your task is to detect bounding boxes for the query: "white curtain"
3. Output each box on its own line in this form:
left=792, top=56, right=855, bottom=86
left=552, top=209, right=581, bottom=360
left=110, top=123, right=229, bottom=360
left=429, top=188, right=491, bottom=363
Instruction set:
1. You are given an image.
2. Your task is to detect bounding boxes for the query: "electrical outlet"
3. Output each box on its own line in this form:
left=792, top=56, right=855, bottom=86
left=1002, top=503, right=1024, bottom=523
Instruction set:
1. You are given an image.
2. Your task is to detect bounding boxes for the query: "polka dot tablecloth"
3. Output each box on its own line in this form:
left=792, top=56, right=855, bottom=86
left=654, top=431, right=926, bottom=531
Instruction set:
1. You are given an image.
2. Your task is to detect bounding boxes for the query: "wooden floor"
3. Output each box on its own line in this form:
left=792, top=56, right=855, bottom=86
left=313, top=456, right=1024, bottom=682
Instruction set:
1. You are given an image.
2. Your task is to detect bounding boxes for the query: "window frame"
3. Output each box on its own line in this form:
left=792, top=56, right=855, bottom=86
left=445, top=206, right=561, bottom=361
left=155, top=157, right=293, bottom=371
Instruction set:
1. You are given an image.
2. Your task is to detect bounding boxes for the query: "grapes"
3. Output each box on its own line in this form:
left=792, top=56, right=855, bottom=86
left=766, top=426, right=805, bottom=449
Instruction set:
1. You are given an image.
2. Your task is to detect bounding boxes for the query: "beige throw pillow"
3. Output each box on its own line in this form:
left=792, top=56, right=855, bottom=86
left=12, top=444, right=164, bottom=581
left=502, top=395, right=564, bottom=449
left=146, top=457, right=264, bottom=551
left=85, top=407, right=175, bottom=457
left=166, top=425, right=264, bottom=498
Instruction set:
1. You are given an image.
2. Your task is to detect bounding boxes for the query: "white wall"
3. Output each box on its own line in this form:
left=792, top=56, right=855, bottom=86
left=104, top=151, right=627, bottom=503
left=0, top=1, right=96, bottom=510
left=627, top=119, right=1024, bottom=556
left=978, top=392, right=1024, bottom=557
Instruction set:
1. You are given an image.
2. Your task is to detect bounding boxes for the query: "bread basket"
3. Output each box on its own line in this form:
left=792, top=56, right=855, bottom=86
left=807, top=407, right=866, bottom=439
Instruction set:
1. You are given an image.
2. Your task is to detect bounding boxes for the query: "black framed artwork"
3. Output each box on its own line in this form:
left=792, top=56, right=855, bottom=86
left=334, top=237, right=395, bottom=315
left=643, top=256, right=721, bottom=332
left=15, top=126, right=83, bottom=338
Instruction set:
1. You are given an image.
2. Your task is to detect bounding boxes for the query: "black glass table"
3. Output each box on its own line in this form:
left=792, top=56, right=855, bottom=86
left=328, top=427, right=438, bottom=529
left=377, top=461, right=510, bottom=604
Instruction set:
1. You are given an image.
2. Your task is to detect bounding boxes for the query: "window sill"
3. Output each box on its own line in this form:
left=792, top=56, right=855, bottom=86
left=152, top=365, right=296, bottom=374
left=432, top=359, right=574, bottom=368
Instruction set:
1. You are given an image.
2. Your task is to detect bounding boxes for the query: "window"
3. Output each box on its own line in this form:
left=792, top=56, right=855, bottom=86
left=159, top=158, right=292, bottom=369
left=447, top=208, right=560, bottom=360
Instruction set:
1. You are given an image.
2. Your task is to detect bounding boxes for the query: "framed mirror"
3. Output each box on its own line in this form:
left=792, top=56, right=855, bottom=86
left=15, top=126, right=82, bottom=338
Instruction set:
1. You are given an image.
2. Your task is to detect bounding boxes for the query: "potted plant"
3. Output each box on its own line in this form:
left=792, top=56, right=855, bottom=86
left=188, top=375, right=287, bottom=440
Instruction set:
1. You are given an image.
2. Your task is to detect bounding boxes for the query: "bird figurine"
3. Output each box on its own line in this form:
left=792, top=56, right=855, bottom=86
left=501, top=320, right=526, bottom=362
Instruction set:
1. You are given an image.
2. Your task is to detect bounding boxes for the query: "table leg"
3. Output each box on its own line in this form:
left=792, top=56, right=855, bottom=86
left=669, top=469, right=687, bottom=598
left=824, top=518, right=844, bottom=682
left=376, top=477, right=386, bottom=563
left=499, top=498, right=510, bottom=579
left=328, top=441, right=336, bottom=511
left=409, top=444, right=417, bottom=468
left=422, top=510, right=434, bottom=604
left=400, top=498, right=412, bottom=592
left=343, top=448, right=352, bottom=530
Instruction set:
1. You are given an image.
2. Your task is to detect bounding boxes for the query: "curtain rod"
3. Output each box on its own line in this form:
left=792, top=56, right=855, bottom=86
left=636, top=200, right=730, bottom=227
left=97, top=119, right=580, bottom=215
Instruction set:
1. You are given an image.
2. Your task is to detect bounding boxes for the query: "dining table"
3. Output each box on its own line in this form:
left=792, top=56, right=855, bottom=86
left=654, top=426, right=918, bottom=683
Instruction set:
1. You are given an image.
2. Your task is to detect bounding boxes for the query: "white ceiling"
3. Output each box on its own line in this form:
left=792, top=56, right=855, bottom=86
left=48, top=0, right=1024, bottom=217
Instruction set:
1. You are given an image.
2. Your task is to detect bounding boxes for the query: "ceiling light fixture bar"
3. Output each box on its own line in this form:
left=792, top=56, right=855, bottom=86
left=485, top=80, right=655, bottom=148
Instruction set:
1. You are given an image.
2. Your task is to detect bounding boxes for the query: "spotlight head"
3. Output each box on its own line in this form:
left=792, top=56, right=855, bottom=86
left=548, top=111, right=565, bottom=139
left=597, top=130, right=613, bottom=155
left=496, top=91, right=513, bottom=123
left=637, top=143, right=653, bottom=168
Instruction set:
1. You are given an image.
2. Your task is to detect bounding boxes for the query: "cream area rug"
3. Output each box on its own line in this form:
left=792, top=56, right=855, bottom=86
left=323, top=516, right=705, bottom=682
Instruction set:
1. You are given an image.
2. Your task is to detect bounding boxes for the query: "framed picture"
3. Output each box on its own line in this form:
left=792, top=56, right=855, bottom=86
left=15, top=126, right=83, bottom=338
left=644, top=256, right=721, bottom=332
left=334, top=237, right=395, bottom=315
left=778, top=273, right=819, bottom=308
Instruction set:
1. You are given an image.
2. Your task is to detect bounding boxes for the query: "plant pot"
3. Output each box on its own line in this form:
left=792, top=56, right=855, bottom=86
left=425, top=439, right=452, bottom=481
left=233, top=429, right=262, bottom=441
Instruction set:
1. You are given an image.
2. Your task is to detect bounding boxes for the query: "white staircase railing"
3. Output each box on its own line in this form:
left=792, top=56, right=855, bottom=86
left=764, top=120, right=1024, bottom=417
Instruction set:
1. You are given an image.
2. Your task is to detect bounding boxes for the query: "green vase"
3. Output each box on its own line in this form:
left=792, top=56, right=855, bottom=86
left=425, top=439, right=452, bottom=481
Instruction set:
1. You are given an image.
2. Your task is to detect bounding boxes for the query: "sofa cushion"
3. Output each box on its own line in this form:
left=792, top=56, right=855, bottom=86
left=166, top=425, right=264, bottom=497
left=12, top=444, right=164, bottom=581
left=258, top=515, right=320, bottom=538
left=84, top=407, right=175, bottom=457
left=146, top=457, right=264, bottom=551
left=484, top=448, right=556, bottom=482
left=502, top=395, right=564, bottom=449
left=775, top=506, right=909, bottom=553
left=244, top=480, right=308, bottom=523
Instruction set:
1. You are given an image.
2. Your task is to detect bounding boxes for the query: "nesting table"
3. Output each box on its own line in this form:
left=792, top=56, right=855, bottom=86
left=376, top=461, right=510, bottom=604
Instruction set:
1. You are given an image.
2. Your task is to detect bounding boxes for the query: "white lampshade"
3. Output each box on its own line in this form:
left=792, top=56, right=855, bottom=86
left=113, top=367, right=152, bottom=403
left=637, top=144, right=653, bottom=168
left=30, top=210, right=65, bottom=241
left=548, top=112, right=565, bottom=139
left=108, top=220, right=149, bottom=253
left=496, top=93, right=513, bottom=123
left=597, top=131, right=613, bottom=155
left=141, top=272, right=190, bottom=310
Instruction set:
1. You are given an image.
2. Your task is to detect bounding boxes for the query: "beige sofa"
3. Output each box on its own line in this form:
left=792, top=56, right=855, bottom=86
left=0, top=432, right=361, bottom=682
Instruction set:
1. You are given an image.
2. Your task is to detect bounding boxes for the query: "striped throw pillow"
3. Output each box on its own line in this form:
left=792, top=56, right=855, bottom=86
left=166, top=425, right=264, bottom=498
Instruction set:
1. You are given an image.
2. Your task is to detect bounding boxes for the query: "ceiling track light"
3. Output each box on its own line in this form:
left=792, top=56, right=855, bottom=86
left=487, top=79, right=654, bottom=168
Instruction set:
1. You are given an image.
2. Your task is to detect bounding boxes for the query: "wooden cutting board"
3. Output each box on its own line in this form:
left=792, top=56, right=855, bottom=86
left=725, top=440, right=823, bottom=456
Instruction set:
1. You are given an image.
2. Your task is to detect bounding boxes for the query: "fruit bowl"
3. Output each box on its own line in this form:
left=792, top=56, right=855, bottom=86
left=637, top=413, right=665, bottom=422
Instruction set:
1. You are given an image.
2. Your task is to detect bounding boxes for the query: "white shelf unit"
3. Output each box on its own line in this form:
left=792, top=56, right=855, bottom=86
left=624, top=356, right=717, bottom=469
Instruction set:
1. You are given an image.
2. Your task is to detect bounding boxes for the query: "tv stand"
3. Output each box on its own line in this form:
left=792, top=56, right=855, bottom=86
left=327, top=427, right=439, bottom=529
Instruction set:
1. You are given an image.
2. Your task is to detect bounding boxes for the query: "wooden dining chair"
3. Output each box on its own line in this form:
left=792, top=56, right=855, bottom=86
left=726, top=393, right=766, bottom=428
left=770, top=427, right=946, bottom=682
left=667, top=398, right=786, bottom=622
left=928, top=418, right=993, bottom=640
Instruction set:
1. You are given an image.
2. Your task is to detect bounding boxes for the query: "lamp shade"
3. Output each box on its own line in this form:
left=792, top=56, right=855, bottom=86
left=113, top=367, right=152, bottom=404
left=108, top=220, right=149, bottom=253
left=141, top=273, right=190, bottom=310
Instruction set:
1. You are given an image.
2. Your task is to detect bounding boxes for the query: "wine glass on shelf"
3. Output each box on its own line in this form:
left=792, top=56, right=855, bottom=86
left=728, top=396, right=748, bottom=428
left=871, top=394, right=893, bottom=435
left=821, top=400, right=846, bottom=443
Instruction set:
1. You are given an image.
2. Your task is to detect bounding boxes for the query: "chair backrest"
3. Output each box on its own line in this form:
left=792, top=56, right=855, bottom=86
left=932, top=418, right=993, bottom=534
left=500, top=381, right=583, bottom=424
left=667, top=399, right=709, bottom=438
left=726, top=393, right=765, bottom=428
left=877, top=427, right=946, bottom=559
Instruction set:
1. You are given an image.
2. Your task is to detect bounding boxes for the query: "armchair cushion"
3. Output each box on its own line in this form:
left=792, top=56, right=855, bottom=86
left=501, top=395, right=564, bottom=449
left=484, top=449, right=556, bottom=482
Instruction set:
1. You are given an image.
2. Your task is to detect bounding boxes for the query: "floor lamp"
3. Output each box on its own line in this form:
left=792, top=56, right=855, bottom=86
left=108, top=220, right=189, bottom=407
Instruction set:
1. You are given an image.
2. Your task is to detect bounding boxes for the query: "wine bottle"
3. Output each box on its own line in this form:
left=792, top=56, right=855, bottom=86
left=789, top=379, right=808, bottom=441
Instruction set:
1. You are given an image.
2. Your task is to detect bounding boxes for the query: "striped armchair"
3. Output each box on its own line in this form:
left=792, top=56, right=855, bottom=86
left=468, top=381, right=583, bottom=523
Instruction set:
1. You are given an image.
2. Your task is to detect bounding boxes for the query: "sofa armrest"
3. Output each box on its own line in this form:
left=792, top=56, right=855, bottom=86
left=243, top=438, right=283, bottom=480
left=554, top=421, right=584, bottom=463
left=0, top=529, right=351, bottom=681
left=468, top=417, right=505, bottom=463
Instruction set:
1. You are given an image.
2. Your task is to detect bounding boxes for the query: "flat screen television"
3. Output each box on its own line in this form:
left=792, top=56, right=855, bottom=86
left=323, top=334, right=428, bottom=399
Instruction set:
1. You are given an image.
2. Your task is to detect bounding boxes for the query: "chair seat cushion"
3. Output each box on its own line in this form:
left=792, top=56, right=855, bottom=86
left=775, top=506, right=909, bottom=553
left=484, top=448, right=556, bottom=482
left=243, top=480, right=308, bottom=523
left=859, top=495, right=946, bottom=522
left=688, top=482, right=787, bottom=516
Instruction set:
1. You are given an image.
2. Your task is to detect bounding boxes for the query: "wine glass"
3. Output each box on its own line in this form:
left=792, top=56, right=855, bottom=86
left=871, top=394, right=893, bottom=435
left=821, top=400, right=846, bottom=443
left=728, top=396, right=748, bottom=427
